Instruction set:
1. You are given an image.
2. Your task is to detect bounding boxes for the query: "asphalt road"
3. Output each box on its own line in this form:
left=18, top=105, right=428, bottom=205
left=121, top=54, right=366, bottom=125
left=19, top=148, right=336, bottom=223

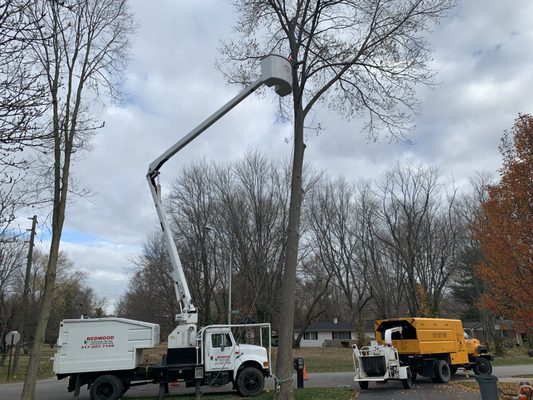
left=0, top=365, right=531, bottom=400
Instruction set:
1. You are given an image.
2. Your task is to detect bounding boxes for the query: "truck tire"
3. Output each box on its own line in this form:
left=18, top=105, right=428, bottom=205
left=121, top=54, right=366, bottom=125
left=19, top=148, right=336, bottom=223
left=431, top=360, right=451, bottom=383
left=121, top=379, right=130, bottom=396
left=402, top=368, right=413, bottom=389
left=236, top=366, right=264, bottom=397
left=473, top=358, right=492, bottom=375
left=90, top=374, right=123, bottom=400
left=359, top=381, right=369, bottom=390
left=411, top=371, right=417, bottom=381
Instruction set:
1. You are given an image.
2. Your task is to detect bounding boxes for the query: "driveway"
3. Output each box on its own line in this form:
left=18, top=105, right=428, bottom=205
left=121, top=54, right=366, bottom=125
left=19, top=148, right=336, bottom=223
left=0, top=365, right=531, bottom=399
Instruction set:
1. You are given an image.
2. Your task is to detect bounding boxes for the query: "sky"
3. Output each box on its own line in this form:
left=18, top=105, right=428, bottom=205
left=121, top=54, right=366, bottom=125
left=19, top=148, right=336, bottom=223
left=23, top=0, right=533, bottom=313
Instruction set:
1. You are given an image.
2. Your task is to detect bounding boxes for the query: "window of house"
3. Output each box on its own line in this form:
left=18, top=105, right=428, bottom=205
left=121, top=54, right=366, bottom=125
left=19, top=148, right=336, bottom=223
left=332, top=331, right=351, bottom=340
left=303, top=331, right=318, bottom=340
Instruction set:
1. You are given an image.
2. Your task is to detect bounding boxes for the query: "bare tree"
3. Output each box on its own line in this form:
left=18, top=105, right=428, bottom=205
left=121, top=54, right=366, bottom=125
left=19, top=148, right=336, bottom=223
left=352, top=180, right=405, bottom=319
left=0, top=0, right=48, bottom=236
left=168, top=161, right=223, bottom=326
left=6, top=249, right=104, bottom=343
left=417, top=187, right=462, bottom=315
left=308, top=178, right=373, bottom=343
left=220, top=153, right=290, bottom=324
left=375, top=163, right=462, bottom=316
left=21, top=1, right=135, bottom=398
left=168, top=152, right=292, bottom=325
left=0, top=0, right=48, bottom=166
left=220, top=1, right=456, bottom=396
left=0, top=240, right=26, bottom=364
left=293, top=255, right=332, bottom=348
left=116, top=234, right=178, bottom=337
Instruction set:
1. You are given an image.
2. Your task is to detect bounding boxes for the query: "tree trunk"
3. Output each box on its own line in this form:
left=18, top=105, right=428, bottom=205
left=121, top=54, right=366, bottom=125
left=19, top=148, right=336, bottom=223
left=20, top=199, right=65, bottom=399
left=275, top=111, right=305, bottom=400
left=21, top=56, right=67, bottom=397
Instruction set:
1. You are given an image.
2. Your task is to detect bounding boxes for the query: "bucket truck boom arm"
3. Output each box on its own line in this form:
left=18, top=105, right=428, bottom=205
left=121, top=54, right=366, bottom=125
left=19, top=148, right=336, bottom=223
left=147, top=55, right=292, bottom=324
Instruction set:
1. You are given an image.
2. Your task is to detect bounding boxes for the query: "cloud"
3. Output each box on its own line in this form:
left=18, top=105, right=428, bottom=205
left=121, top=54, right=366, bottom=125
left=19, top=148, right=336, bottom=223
left=42, top=239, right=135, bottom=313
left=24, top=0, right=533, bottom=315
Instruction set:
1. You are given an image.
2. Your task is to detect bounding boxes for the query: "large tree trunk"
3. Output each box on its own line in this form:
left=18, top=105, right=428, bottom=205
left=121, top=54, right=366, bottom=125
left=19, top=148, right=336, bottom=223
left=21, top=159, right=68, bottom=400
left=275, top=111, right=305, bottom=400
left=20, top=239, right=61, bottom=398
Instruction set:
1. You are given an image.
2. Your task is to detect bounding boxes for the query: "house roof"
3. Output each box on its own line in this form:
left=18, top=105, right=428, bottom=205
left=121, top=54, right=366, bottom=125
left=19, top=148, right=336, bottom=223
left=463, top=321, right=483, bottom=330
left=463, top=319, right=515, bottom=330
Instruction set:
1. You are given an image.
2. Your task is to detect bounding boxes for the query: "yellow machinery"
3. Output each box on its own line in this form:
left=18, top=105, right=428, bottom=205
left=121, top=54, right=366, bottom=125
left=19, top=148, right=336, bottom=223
left=374, top=318, right=493, bottom=383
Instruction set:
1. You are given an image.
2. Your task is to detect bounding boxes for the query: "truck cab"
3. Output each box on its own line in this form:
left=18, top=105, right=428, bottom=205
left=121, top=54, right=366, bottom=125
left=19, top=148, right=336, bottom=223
left=158, top=324, right=270, bottom=397
left=197, top=326, right=270, bottom=396
left=464, top=331, right=488, bottom=358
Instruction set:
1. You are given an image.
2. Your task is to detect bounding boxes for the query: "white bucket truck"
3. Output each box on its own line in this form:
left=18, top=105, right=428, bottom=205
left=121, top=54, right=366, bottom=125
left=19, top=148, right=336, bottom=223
left=52, top=54, right=292, bottom=400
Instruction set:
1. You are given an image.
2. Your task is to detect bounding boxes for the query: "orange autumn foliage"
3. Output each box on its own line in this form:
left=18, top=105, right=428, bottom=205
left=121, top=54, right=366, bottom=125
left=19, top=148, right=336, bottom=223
left=474, top=114, right=533, bottom=332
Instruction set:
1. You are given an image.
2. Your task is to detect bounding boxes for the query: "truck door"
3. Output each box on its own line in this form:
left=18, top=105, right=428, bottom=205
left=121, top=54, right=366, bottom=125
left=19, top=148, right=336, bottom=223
left=206, top=331, right=237, bottom=372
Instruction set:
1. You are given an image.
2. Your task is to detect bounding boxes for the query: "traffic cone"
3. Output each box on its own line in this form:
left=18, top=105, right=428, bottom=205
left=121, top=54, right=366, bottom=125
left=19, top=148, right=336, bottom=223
left=303, top=366, right=308, bottom=381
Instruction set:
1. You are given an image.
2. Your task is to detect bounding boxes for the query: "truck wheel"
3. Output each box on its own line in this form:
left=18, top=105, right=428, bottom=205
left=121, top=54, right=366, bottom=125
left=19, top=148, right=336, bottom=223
left=431, top=360, right=451, bottom=383
left=90, top=374, right=123, bottom=400
left=473, top=358, right=492, bottom=375
left=402, top=368, right=413, bottom=389
left=121, top=380, right=130, bottom=396
left=237, top=366, right=264, bottom=397
left=359, top=381, right=369, bottom=390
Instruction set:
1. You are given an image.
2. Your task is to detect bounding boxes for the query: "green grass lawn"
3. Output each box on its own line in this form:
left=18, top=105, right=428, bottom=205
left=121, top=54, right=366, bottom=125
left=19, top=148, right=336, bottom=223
left=492, top=347, right=533, bottom=366
left=130, top=388, right=357, bottom=400
left=290, top=348, right=355, bottom=373
left=0, top=346, right=55, bottom=383
left=0, top=343, right=530, bottom=386
left=285, top=346, right=533, bottom=372
left=144, top=346, right=358, bottom=375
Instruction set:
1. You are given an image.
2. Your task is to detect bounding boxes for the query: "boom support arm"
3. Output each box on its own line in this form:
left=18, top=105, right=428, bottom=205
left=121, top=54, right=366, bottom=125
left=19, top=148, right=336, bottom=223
left=147, top=55, right=292, bottom=323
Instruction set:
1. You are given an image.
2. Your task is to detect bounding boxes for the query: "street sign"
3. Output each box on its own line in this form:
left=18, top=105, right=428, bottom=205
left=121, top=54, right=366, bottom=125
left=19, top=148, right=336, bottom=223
left=230, top=310, right=240, bottom=314
left=5, top=331, right=20, bottom=346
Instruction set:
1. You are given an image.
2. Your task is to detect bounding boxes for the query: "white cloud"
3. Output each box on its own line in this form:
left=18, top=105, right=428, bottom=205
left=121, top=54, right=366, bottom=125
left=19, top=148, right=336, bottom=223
left=22, top=0, right=533, bottom=315
left=37, top=239, right=136, bottom=313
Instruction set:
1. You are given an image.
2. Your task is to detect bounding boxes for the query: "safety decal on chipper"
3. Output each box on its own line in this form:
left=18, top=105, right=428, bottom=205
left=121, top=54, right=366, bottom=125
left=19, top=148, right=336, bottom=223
left=81, top=335, right=115, bottom=349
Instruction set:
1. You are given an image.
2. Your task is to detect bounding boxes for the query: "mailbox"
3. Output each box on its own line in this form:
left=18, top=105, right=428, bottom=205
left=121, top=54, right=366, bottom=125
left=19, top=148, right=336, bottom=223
left=293, top=357, right=305, bottom=388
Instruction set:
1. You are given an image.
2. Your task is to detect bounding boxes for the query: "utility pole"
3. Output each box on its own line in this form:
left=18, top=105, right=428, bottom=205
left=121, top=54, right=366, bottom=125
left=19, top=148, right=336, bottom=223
left=12, top=215, right=38, bottom=373
left=228, top=252, right=233, bottom=325
left=227, top=250, right=232, bottom=325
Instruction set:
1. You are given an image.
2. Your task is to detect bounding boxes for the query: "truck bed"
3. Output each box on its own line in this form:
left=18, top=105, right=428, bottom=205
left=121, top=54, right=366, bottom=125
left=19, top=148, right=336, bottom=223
left=375, top=318, right=467, bottom=358
left=53, top=317, right=160, bottom=374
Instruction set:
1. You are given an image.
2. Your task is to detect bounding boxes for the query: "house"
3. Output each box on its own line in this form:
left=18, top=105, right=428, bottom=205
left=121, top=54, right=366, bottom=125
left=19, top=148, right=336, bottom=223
left=464, top=320, right=528, bottom=347
left=294, top=318, right=375, bottom=348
